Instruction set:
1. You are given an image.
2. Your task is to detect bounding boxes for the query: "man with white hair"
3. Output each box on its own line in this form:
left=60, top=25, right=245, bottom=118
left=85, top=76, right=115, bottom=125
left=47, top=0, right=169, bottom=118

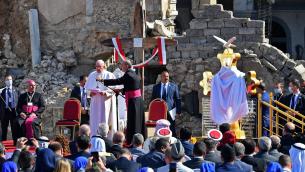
left=79, top=124, right=91, bottom=136
left=85, top=60, right=117, bottom=137
left=269, top=135, right=283, bottom=160
left=98, top=123, right=113, bottom=152
left=254, top=136, right=277, bottom=164
left=70, top=124, right=91, bottom=154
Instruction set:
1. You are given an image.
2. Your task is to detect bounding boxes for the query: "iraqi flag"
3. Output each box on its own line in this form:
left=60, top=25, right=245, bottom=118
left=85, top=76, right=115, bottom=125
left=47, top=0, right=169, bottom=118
left=157, top=37, right=166, bottom=65
left=112, top=36, right=126, bottom=62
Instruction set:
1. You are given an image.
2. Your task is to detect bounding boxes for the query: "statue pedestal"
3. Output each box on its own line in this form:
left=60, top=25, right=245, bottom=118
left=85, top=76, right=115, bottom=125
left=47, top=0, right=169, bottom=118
left=230, top=121, right=246, bottom=139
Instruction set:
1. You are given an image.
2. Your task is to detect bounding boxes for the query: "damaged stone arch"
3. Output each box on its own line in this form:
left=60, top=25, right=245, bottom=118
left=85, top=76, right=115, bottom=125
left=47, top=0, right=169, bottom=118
left=129, top=0, right=145, bottom=37
left=270, top=16, right=292, bottom=54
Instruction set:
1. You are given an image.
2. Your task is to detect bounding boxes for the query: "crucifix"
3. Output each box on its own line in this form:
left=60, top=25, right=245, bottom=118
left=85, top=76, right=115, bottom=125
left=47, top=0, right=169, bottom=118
left=101, top=0, right=177, bottom=99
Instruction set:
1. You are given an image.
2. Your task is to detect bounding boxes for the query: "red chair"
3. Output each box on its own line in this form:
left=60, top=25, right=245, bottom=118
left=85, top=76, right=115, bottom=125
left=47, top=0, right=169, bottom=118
left=55, top=98, right=81, bottom=140
left=145, top=98, right=168, bottom=127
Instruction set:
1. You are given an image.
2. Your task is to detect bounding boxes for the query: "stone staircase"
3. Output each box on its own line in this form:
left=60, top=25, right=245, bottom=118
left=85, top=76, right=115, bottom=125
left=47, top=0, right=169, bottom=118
left=201, top=96, right=218, bottom=136
left=201, top=96, right=257, bottom=138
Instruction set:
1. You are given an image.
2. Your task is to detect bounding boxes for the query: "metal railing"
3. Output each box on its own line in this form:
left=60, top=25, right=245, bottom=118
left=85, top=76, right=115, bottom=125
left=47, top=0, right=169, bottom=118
left=257, top=93, right=305, bottom=137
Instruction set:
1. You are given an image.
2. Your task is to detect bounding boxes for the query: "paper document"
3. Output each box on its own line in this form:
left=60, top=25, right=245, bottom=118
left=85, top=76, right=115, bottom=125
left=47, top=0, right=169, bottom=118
left=169, top=108, right=176, bottom=120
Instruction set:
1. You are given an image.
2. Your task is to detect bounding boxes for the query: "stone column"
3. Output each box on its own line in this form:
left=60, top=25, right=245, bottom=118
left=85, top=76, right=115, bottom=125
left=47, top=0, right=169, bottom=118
left=28, top=9, right=41, bottom=68
left=86, top=0, right=94, bottom=23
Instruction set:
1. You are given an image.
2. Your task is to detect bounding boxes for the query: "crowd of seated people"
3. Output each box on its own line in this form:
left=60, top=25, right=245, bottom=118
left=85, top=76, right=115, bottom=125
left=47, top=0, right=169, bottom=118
left=0, top=120, right=304, bottom=172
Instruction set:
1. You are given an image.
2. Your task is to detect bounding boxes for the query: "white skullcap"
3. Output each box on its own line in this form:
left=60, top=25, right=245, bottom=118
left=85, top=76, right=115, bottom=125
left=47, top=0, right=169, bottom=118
left=96, top=60, right=105, bottom=66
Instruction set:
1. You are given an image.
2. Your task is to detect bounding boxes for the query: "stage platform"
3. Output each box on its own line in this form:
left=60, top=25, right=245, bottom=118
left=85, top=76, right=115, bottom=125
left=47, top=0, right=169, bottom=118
left=2, top=140, right=36, bottom=159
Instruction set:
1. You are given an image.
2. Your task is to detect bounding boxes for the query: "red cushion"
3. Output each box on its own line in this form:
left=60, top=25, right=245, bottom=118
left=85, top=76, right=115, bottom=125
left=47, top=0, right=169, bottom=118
left=56, top=120, right=80, bottom=125
left=148, top=99, right=167, bottom=121
left=63, top=99, right=81, bottom=121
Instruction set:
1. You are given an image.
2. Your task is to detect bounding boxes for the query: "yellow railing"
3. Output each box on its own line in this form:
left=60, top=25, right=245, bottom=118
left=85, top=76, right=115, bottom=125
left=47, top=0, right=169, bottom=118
left=257, top=93, right=305, bottom=138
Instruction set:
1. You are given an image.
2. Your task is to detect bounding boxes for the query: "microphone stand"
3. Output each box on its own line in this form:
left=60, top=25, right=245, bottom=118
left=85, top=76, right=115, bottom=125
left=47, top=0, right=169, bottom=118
left=95, top=79, right=126, bottom=99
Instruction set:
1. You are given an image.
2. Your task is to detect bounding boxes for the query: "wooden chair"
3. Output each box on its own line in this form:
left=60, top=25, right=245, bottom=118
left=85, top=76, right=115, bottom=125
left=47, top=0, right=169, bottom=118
left=55, top=98, right=81, bottom=140
left=145, top=98, right=168, bottom=136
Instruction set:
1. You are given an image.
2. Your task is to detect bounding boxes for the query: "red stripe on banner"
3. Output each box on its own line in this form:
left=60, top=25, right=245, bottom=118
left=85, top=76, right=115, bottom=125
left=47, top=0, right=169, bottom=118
left=116, top=36, right=126, bottom=60
left=157, top=38, right=163, bottom=65
left=114, top=49, right=119, bottom=63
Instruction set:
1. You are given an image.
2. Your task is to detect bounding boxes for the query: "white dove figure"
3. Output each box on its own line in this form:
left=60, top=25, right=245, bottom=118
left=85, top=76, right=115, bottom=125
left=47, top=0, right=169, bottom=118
left=213, top=35, right=236, bottom=48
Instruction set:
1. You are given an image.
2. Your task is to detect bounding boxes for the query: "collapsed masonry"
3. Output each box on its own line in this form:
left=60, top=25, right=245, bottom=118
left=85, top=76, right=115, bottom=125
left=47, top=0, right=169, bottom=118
left=145, top=3, right=305, bottom=136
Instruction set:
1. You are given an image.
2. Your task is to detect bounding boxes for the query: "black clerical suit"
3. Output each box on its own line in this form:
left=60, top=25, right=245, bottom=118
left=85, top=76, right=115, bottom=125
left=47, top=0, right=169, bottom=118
left=104, top=69, right=146, bottom=144
left=16, top=92, right=45, bottom=139
left=70, top=85, right=89, bottom=124
left=0, top=87, right=19, bottom=141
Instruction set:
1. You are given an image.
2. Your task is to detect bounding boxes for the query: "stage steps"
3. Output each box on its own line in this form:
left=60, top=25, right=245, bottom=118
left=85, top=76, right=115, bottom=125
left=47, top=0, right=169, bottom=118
left=201, top=96, right=257, bottom=138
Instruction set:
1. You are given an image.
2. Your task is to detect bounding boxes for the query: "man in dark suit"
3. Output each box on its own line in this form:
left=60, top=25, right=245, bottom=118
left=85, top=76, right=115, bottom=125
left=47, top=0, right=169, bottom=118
left=256, top=82, right=271, bottom=136
left=151, top=71, right=181, bottom=136
left=179, top=127, right=194, bottom=158
left=183, top=141, right=214, bottom=169
left=273, top=82, right=285, bottom=102
left=66, top=135, right=91, bottom=160
left=70, top=75, right=89, bottom=124
left=285, top=79, right=305, bottom=125
left=136, top=138, right=169, bottom=169
left=241, top=138, right=267, bottom=172
left=108, top=148, right=141, bottom=172
left=269, top=135, right=283, bottom=161
left=0, top=75, right=19, bottom=142
left=279, top=122, right=295, bottom=155
left=129, top=133, right=146, bottom=158
left=110, top=131, right=125, bottom=159
left=216, top=144, right=252, bottom=172
left=254, top=137, right=278, bottom=164
left=203, top=138, right=222, bottom=164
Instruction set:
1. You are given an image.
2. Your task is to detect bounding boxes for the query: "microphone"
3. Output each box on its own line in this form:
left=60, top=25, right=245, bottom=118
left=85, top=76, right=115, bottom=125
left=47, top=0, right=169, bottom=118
left=96, top=77, right=104, bottom=83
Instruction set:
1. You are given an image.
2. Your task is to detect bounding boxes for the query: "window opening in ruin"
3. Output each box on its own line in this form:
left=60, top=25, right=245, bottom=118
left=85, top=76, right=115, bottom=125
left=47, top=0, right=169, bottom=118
left=217, top=0, right=233, bottom=11
left=270, top=21, right=288, bottom=53
left=174, top=0, right=193, bottom=34
left=144, top=66, right=167, bottom=85
left=183, top=90, right=199, bottom=117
